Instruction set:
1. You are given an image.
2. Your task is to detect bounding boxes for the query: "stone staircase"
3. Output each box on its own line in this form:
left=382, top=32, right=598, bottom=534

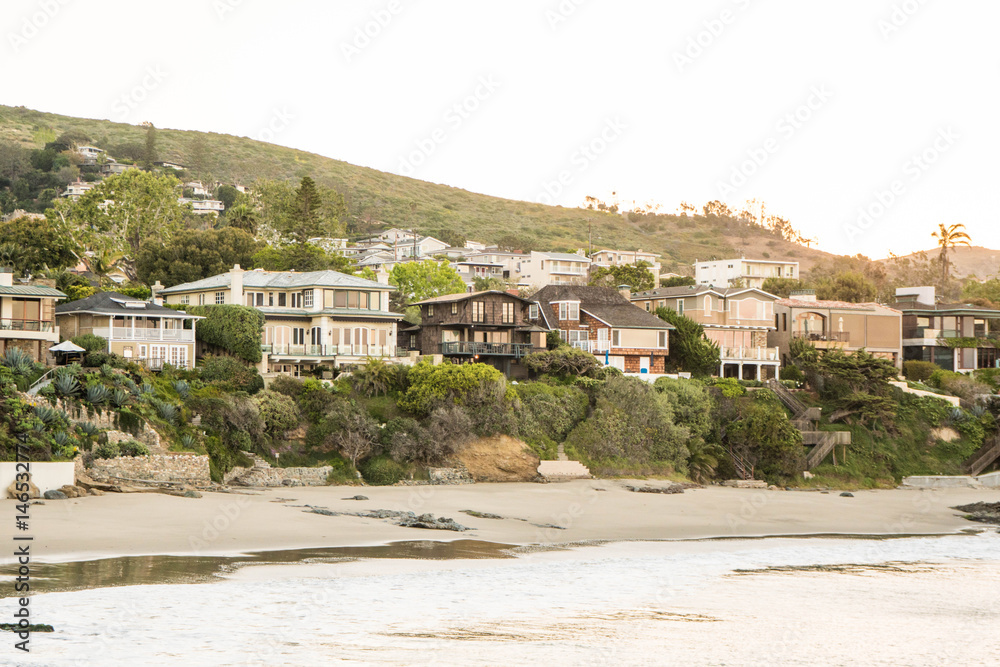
left=537, top=443, right=591, bottom=480
left=765, top=379, right=850, bottom=470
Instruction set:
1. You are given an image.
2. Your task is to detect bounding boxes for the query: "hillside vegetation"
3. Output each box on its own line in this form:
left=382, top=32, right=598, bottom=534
left=0, top=105, right=842, bottom=274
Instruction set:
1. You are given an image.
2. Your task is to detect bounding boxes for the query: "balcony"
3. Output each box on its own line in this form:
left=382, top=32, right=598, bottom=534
left=0, top=319, right=55, bottom=333
left=137, top=358, right=192, bottom=371
left=902, top=327, right=961, bottom=340
left=571, top=339, right=611, bottom=353
left=791, top=331, right=850, bottom=343
left=720, top=346, right=780, bottom=362
left=441, top=341, right=535, bottom=358
left=264, top=344, right=394, bottom=358
left=94, top=327, right=195, bottom=342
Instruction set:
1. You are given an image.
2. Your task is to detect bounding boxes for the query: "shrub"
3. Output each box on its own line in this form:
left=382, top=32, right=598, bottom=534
left=523, top=347, right=600, bottom=378
left=297, top=379, right=337, bottom=421
left=94, top=441, right=120, bottom=459
left=269, top=375, right=305, bottom=400
left=351, top=358, right=408, bottom=397
left=252, top=390, right=300, bottom=436
left=779, top=364, right=804, bottom=383
left=198, top=354, right=264, bottom=394
left=358, top=455, right=408, bottom=486
left=326, top=457, right=358, bottom=485
left=710, top=377, right=745, bottom=398
left=118, top=440, right=150, bottom=456
left=172, top=380, right=191, bottom=399
left=903, top=360, right=939, bottom=383
left=0, top=348, right=34, bottom=376
left=516, top=382, right=588, bottom=443
left=323, top=400, right=380, bottom=466
left=399, top=361, right=515, bottom=417
left=184, top=304, right=265, bottom=363
left=71, top=333, right=107, bottom=354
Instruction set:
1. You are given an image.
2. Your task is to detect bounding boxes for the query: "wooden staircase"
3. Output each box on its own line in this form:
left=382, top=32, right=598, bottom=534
left=765, top=379, right=850, bottom=470
left=728, top=446, right=754, bottom=481
left=965, top=435, right=1000, bottom=476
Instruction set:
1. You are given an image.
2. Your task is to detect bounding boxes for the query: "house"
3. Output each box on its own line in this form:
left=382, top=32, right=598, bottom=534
left=453, top=259, right=506, bottom=286
left=61, top=180, right=96, bottom=199
left=178, top=198, right=225, bottom=215
left=307, top=238, right=349, bottom=253
left=695, top=257, right=799, bottom=289
left=404, top=291, right=547, bottom=377
left=391, top=236, right=450, bottom=260
left=100, top=160, right=137, bottom=176
left=183, top=181, right=210, bottom=197
left=1, top=210, right=47, bottom=223
left=768, top=290, right=902, bottom=368
left=157, top=265, right=404, bottom=377
left=463, top=251, right=529, bottom=281
left=76, top=145, right=105, bottom=165
left=894, top=286, right=1000, bottom=372
left=631, top=285, right=780, bottom=380
left=55, top=292, right=201, bottom=370
left=464, top=240, right=486, bottom=251
left=0, top=270, right=65, bottom=363
left=153, top=160, right=186, bottom=171
left=518, top=251, right=591, bottom=288
left=590, top=249, right=662, bottom=281
left=530, top=285, right=671, bottom=373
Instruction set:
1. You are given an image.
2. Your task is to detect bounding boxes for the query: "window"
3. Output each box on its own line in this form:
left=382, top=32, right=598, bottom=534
left=645, top=302, right=650, bottom=311
left=558, top=302, right=579, bottom=321
left=370, top=293, right=380, bottom=310
left=502, top=302, right=514, bottom=323
left=303, top=290, right=313, bottom=308
left=334, top=291, right=347, bottom=308
left=612, top=330, right=621, bottom=347
left=269, top=293, right=274, bottom=306
left=278, top=293, right=287, bottom=307
left=292, top=328, right=305, bottom=345
left=782, top=313, right=787, bottom=331
left=215, top=291, right=225, bottom=305
left=256, top=293, right=264, bottom=307
left=348, top=291, right=359, bottom=308
left=472, top=301, right=485, bottom=322
left=658, top=331, right=668, bottom=348
left=198, top=294, right=205, bottom=306
left=180, top=295, right=189, bottom=305
left=676, top=300, right=684, bottom=315
left=451, top=302, right=458, bottom=315
left=704, top=296, right=711, bottom=312
left=528, top=304, right=538, bottom=319
left=427, top=305, right=435, bottom=317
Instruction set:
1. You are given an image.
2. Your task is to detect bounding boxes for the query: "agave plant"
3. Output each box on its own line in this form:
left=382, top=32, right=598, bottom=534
left=53, top=431, right=70, bottom=447
left=0, top=347, right=34, bottom=376
left=109, top=388, right=130, bottom=408
left=140, top=382, right=155, bottom=396
left=121, top=377, right=139, bottom=396
left=100, top=363, right=114, bottom=379
left=77, top=422, right=100, bottom=438
left=32, top=405, right=62, bottom=425
left=172, top=380, right=190, bottom=400
left=180, top=434, right=197, bottom=449
left=85, top=384, right=110, bottom=405
left=53, top=373, right=81, bottom=398
left=30, top=420, right=47, bottom=434
left=153, top=399, right=178, bottom=425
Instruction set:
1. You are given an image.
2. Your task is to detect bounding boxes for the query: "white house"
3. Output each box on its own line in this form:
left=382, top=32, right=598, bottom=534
left=694, top=258, right=799, bottom=289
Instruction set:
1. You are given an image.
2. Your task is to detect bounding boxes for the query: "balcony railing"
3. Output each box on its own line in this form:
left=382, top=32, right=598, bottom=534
left=571, top=339, right=611, bottom=353
left=903, top=327, right=961, bottom=340
left=264, top=344, right=394, bottom=357
left=94, top=327, right=195, bottom=342
left=720, top=346, right=780, bottom=361
left=791, top=331, right=850, bottom=343
left=441, top=341, right=534, bottom=358
left=136, top=358, right=191, bottom=371
left=0, top=319, right=55, bottom=333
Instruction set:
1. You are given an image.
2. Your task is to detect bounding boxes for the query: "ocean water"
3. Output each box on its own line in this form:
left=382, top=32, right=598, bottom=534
left=3, top=532, right=999, bottom=666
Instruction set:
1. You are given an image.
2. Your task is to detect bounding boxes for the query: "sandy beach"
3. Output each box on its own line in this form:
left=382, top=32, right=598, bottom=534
left=3, top=481, right=996, bottom=564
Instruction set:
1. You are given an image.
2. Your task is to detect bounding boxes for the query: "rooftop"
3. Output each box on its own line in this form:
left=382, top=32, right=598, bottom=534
left=159, top=268, right=391, bottom=294
left=533, top=285, right=673, bottom=330
left=55, top=292, right=200, bottom=318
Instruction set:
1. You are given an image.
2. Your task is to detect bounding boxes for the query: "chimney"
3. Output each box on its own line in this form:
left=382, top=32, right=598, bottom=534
left=151, top=280, right=164, bottom=306
left=376, top=268, right=390, bottom=285
left=790, top=289, right=817, bottom=302
left=618, top=284, right=631, bottom=301
left=230, top=264, right=244, bottom=305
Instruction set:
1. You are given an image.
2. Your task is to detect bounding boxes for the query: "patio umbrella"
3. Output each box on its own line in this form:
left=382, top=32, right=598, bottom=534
left=49, top=341, right=86, bottom=353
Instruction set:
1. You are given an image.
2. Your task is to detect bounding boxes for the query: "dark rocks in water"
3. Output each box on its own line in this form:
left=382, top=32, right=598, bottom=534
left=42, top=490, right=67, bottom=500
left=625, top=484, right=684, bottom=495
left=307, top=507, right=338, bottom=517
left=460, top=510, right=503, bottom=519
left=953, top=502, right=1000, bottom=526
left=344, top=495, right=369, bottom=501
left=396, top=513, right=471, bottom=531
left=181, top=490, right=202, bottom=498
left=840, top=492, right=854, bottom=497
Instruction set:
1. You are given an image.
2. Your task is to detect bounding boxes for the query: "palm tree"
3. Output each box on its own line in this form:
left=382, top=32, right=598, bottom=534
left=226, top=203, right=258, bottom=235
left=931, top=223, right=971, bottom=282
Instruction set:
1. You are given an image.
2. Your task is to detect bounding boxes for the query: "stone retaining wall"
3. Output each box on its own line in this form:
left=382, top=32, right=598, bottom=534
left=427, top=467, right=475, bottom=484
left=224, top=454, right=331, bottom=487
left=84, top=454, right=210, bottom=485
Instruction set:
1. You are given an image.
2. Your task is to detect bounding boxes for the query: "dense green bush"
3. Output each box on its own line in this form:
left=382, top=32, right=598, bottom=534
left=903, top=360, right=939, bottom=382
left=522, top=347, right=600, bottom=378
left=399, top=361, right=514, bottom=416
left=269, top=374, right=305, bottom=399
left=71, top=334, right=107, bottom=354
left=358, top=455, right=408, bottom=486
left=710, top=377, right=745, bottom=398
left=94, top=441, right=120, bottom=459
left=252, top=389, right=299, bottom=436
left=779, top=364, right=805, bottom=383
left=198, top=354, right=264, bottom=394
left=118, top=440, right=150, bottom=456
left=181, top=305, right=265, bottom=363
left=515, top=382, right=588, bottom=443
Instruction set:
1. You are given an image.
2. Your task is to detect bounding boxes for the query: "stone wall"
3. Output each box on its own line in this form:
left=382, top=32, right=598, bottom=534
left=224, top=454, right=331, bottom=487
left=84, top=454, right=210, bottom=485
left=427, top=467, right=475, bottom=484
left=22, top=396, right=164, bottom=453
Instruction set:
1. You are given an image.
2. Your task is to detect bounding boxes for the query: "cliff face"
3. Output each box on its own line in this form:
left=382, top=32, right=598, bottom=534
left=453, top=435, right=540, bottom=482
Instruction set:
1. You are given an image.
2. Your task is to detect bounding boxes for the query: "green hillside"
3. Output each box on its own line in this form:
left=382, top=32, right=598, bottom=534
left=0, top=105, right=836, bottom=273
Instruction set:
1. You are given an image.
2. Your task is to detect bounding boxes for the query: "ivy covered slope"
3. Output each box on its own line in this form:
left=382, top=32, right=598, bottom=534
left=0, top=104, right=840, bottom=273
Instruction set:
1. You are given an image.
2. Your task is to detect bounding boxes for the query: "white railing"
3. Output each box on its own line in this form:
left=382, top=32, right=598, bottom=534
left=720, top=346, right=779, bottom=361
left=264, top=344, right=393, bottom=358
left=94, top=327, right=195, bottom=342
left=571, top=340, right=611, bottom=353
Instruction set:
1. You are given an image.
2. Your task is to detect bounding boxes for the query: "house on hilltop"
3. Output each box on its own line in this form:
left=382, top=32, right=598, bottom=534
left=893, top=286, right=1000, bottom=372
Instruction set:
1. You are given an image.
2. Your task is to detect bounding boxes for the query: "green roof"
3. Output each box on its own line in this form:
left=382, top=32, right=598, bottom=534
left=0, top=285, right=66, bottom=298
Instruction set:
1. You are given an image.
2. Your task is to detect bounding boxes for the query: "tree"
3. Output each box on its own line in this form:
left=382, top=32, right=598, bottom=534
left=225, top=202, right=258, bottom=234
left=761, top=277, right=808, bottom=298
left=136, top=227, right=262, bottom=286
left=53, top=170, right=186, bottom=265
left=588, top=263, right=654, bottom=291
left=472, top=276, right=508, bottom=292
left=813, top=271, right=877, bottom=303
left=281, top=176, right=348, bottom=243
left=251, top=242, right=353, bottom=273
left=660, top=275, right=696, bottom=288
left=216, top=185, right=240, bottom=210
left=0, top=217, right=78, bottom=274
left=654, top=307, right=720, bottom=377
left=962, top=279, right=1000, bottom=307
left=389, top=260, right=466, bottom=303
left=143, top=124, right=158, bottom=170
left=399, top=361, right=514, bottom=417
left=931, top=223, right=971, bottom=282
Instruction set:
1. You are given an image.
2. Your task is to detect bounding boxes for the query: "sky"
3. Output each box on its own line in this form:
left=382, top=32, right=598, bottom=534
left=3, top=0, right=998, bottom=259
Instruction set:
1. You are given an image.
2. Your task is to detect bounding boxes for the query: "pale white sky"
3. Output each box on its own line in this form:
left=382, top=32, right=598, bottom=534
left=4, top=0, right=998, bottom=258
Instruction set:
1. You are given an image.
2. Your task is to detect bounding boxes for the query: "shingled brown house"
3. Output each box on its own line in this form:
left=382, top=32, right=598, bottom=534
left=404, top=290, right=547, bottom=376
left=529, top=285, right=672, bottom=373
